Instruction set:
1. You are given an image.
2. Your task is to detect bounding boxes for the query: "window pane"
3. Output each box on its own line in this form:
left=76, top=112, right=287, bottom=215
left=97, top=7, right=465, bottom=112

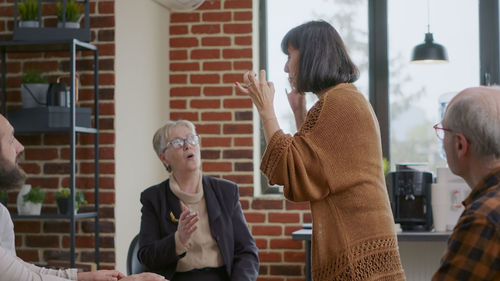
left=388, top=0, right=479, bottom=172
left=266, top=0, right=369, bottom=134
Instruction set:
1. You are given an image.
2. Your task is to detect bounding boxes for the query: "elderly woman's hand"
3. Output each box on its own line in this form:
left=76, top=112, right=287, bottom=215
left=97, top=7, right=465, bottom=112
left=177, top=206, right=199, bottom=247
left=236, top=70, right=276, bottom=120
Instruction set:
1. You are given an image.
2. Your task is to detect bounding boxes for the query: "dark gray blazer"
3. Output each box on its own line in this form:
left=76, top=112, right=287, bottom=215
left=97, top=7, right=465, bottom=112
left=137, top=175, right=259, bottom=281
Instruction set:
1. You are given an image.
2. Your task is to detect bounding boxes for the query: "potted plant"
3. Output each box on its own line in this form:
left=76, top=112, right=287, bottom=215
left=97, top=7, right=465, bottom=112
left=21, top=69, right=49, bottom=108
left=0, top=190, right=7, bottom=207
left=19, top=187, right=45, bottom=215
left=56, top=0, right=83, bottom=29
left=18, top=0, right=40, bottom=28
left=53, top=188, right=87, bottom=214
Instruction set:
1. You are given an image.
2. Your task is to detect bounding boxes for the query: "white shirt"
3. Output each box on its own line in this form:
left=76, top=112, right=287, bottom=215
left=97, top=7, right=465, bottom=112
left=0, top=203, right=16, bottom=256
left=0, top=204, right=77, bottom=281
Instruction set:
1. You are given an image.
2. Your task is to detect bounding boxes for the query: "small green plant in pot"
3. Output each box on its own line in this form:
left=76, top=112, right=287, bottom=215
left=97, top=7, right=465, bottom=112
left=18, top=0, right=40, bottom=28
left=21, top=69, right=49, bottom=108
left=19, top=187, right=45, bottom=215
left=54, top=188, right=87, bottom=215
left=56, top=0, right=83, bottom=29
left=0, top=190, right=7, bottom=207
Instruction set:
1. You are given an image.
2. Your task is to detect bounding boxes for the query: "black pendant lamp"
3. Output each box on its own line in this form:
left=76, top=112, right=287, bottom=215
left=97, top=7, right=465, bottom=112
left=411, top=0, right=448, bottom=64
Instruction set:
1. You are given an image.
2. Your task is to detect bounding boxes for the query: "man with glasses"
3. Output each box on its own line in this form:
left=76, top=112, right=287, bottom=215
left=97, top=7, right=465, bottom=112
left=432, top=87, right=500, bottom=280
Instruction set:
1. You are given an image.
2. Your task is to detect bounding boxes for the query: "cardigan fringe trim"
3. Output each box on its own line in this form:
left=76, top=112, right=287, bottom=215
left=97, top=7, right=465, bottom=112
left=312, top=236, right=404, bottom=281
left=301, top=94, right=324, bottom=134
left=260, top=130, right=292, bottom=182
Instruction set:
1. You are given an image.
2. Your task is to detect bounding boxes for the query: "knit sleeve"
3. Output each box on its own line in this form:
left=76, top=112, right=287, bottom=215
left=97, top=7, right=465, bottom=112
left=261, top=107, right=330, bottom=202
left=261, top=84, right=385, bottom=203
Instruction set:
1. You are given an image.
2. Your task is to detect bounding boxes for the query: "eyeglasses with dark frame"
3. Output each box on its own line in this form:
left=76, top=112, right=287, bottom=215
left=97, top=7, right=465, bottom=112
left=433, top=123, right=453, bottom=140
left=162, top=134, right=200, bottom=152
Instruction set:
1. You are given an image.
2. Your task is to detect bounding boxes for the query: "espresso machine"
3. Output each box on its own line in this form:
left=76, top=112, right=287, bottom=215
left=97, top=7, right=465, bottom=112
left=386, top=168, right=433, bottom=231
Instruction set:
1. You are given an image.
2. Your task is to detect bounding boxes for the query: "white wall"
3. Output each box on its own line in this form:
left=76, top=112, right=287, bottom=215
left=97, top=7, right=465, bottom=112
left=115, top=0, right=170, bottom=272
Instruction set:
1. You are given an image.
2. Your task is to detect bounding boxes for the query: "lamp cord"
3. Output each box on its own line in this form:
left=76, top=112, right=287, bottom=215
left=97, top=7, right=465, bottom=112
left=427, top=0, right=430, bottom=33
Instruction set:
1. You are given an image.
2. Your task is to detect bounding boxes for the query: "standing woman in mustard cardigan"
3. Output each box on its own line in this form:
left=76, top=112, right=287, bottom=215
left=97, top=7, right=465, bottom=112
left=236, top=20, right=405, bottom=281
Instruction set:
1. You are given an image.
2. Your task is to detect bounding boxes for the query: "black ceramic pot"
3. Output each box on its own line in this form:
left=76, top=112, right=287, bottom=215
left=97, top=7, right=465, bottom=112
left=56, top=198, right=70, bottom=215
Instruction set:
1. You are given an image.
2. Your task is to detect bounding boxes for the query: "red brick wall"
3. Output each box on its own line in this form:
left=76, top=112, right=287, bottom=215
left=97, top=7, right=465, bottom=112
left=0, top=0, right=312, bottom=278
left=169, top=1, right=311, bottom=280
left=0, top=0, right=116, bottom=270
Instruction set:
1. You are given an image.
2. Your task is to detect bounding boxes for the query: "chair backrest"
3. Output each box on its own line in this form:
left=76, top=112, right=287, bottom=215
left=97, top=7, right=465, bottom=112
left=126, top=233, right=149, bottom=275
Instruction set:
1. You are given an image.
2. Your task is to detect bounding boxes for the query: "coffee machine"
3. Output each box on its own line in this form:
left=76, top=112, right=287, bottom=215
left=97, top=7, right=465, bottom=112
left=386, top=169, right=433, bottom=231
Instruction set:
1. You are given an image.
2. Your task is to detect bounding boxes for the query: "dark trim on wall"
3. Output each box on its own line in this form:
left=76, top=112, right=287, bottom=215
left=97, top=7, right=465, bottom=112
left=369, top=0, right=390, bottom=160
left=479, top=0, right=500, bottom=85
left=258, top=0, right=280, bottom=194
left=259, top=0, right=267, bottom=73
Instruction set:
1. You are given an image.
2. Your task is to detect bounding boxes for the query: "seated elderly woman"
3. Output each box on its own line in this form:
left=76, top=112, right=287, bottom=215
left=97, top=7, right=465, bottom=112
left=137, top=120, right=259, bottom=281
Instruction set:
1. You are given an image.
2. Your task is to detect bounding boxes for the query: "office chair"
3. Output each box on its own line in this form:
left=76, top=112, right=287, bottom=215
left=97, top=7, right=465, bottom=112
left=126, top=233, right=149, bottom=275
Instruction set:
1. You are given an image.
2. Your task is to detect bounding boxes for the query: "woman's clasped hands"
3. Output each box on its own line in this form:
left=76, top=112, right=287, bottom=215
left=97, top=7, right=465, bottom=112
left=177, top=206, right=199, bottom=248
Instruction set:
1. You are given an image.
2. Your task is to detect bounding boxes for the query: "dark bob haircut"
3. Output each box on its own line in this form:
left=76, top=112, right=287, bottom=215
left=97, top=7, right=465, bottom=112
left=281, top=20, right=359, bottom=94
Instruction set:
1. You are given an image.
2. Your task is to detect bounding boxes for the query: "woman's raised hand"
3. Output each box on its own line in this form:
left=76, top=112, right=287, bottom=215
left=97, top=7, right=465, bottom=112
left=286, top=87, right=307, bottom=129
left=235, top=70, right=276, bottom=120
left=286, top=87, right=306, bottom=114
left=176, top=206, right=199, bottom=247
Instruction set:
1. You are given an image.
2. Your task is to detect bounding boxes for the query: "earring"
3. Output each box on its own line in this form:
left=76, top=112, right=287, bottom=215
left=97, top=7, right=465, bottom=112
left=166, top=165, right=172, bottom=172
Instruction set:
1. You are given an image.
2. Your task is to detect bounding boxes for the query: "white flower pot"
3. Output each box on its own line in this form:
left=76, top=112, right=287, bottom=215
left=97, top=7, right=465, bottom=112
left=19, top=20, right=39, bottom=28
left=17, top=184, right=42, bottom=215
left=18, top=201, right=42, bottom=215
left=57, top=22, right=80, bottom=29
left=17, top=184, right=31, bottom=214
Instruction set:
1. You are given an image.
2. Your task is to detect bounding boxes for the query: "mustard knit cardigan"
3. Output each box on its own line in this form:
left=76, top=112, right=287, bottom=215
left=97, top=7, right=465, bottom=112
left=261, top=83, right=405, bottom=281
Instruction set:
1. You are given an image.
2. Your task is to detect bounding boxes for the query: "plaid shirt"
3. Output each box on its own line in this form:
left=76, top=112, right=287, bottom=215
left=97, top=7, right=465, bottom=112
left=433, top=168, right=500, bottom=281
